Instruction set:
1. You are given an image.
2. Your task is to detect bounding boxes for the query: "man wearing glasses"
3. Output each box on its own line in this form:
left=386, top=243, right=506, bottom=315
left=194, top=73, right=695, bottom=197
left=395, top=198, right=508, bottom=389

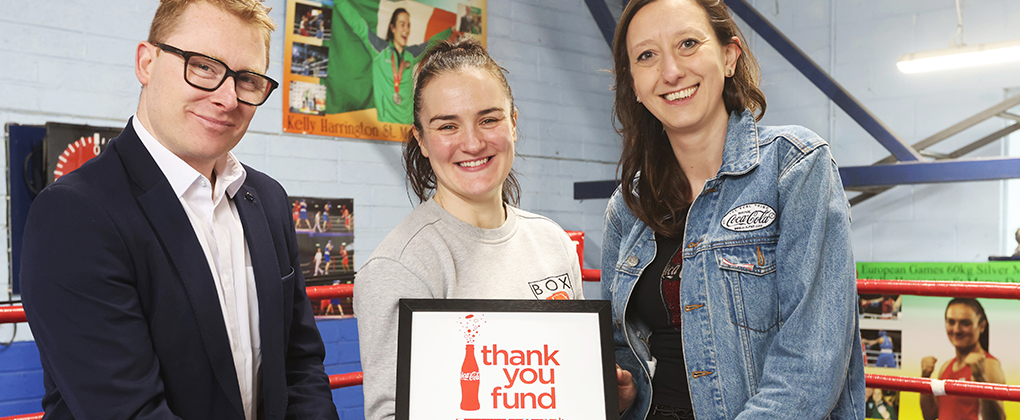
left=20, top=1, right=339, bottom=419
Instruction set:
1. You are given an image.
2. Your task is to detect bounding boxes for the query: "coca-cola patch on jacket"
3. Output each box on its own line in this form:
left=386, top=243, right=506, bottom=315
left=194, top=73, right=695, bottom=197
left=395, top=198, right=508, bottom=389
left=721, top=203, right=777, bottom=232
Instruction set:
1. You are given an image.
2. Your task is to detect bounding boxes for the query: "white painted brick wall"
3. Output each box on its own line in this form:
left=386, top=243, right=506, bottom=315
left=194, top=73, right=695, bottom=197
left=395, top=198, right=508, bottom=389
left=0, top=0, right=619, bottom=341
left=487, top=0, right=618, bottom=286
left=11, top=0, right=1015, bottom=343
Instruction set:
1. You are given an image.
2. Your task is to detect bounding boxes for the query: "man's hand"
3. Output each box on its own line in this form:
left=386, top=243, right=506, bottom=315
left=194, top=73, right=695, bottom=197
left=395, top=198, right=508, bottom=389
left=617, top=364, right=636, bottom=413
left=921, top=356, right=937, bottom=378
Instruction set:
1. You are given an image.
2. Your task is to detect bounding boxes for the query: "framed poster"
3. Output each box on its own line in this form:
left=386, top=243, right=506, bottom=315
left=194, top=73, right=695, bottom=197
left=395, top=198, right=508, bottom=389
left=283, top=0, right=487, bottom=141
left=396, top=299, right=618, bottom=419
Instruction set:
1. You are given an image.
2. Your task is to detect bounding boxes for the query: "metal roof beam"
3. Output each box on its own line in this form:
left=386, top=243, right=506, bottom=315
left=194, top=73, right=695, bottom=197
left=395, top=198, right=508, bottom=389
left=725, top=0, right=923, bottom=162
left=874, top=94, right=1020, bottom=164
left=585, top=0, right=617, bottom=48
left=840, top=157, right=1020, bottom=189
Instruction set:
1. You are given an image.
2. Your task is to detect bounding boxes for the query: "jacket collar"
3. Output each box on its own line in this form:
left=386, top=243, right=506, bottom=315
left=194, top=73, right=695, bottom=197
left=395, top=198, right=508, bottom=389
left=716, top=109, right=760, bottom=177
left=234, top=183, right=289, bottom=419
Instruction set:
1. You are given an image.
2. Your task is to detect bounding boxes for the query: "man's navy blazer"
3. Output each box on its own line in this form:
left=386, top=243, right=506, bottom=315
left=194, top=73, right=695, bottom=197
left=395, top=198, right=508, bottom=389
left=21, top=120, right=339, bottom=420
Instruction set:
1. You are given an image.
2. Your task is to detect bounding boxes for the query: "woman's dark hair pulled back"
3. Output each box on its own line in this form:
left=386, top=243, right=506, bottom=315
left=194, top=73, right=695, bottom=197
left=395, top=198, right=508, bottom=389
left=402, top=35, right=520, bottom=205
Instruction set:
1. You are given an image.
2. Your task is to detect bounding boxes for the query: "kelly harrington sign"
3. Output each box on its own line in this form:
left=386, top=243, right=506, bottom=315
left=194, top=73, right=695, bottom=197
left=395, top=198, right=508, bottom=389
left=282, top=0, right=487, bottom=141
left=396, top=299, right=618, bottom=420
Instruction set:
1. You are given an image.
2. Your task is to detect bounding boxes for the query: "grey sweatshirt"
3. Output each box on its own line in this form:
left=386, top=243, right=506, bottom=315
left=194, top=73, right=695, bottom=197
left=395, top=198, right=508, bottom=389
left=353, top=199, right=583, bottom=420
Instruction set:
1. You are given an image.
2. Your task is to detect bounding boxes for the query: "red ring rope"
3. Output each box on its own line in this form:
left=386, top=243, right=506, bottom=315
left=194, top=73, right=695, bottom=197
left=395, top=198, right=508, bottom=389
left=0, top=306, right=27, bottom=324
left=0, top=372, right=364, bottom=420
left=3, top=276, right=1020, bottom=420
left=856, top=279, right=1020, bottom=299
left=867, top=374, right=1020, bottom=402
left=0, top=285, right=356, bottom=325
left=0, top=414, right=41, bottom=420
left=329, top=371, right=363, bottom=389
left=304, top=284, right=354, bottom=300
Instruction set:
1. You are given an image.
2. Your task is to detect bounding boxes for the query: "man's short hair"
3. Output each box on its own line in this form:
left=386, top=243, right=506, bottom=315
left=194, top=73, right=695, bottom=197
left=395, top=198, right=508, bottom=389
left=147, top=0, right=276, bottom=70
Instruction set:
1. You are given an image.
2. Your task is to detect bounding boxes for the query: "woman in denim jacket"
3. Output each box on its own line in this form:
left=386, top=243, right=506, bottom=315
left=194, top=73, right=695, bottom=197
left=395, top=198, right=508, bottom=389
left=604, top=0, right=865, bottom=419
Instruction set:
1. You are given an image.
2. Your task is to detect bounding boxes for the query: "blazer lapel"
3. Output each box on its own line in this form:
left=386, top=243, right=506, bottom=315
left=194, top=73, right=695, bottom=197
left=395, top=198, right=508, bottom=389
left=116, top=122, right=246, bottom=418
left=233, top=185, right=286, bottom=418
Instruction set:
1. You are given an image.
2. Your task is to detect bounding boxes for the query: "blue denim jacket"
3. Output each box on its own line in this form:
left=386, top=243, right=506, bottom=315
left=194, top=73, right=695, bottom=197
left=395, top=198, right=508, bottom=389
left=602, top=110, right=865, bottom=419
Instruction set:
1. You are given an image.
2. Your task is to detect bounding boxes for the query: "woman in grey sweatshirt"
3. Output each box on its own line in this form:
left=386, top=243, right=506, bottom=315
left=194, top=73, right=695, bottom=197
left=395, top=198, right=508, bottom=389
left=353, top=36, right=584, bottom=420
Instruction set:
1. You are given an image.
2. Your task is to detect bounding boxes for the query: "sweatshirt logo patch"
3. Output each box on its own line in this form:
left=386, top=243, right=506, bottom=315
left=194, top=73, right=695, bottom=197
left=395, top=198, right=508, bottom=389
left=721, top=203, right=776, bottom=232
left=529, top=273, right=572, bottom=300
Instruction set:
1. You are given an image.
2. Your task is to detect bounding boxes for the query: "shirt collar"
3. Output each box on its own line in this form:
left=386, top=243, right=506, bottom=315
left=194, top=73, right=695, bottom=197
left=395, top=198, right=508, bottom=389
left=717, top=109, right=761, bottom=177
left=132, top=115, right=247, bottom=199
left=217, top=152, right=247, bottom=199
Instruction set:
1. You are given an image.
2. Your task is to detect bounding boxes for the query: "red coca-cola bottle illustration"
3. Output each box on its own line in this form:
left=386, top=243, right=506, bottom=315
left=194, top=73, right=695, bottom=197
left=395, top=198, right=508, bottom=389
left=458, top=314, right=484, bottom=411
left=460, top=343, right=480, bottom=410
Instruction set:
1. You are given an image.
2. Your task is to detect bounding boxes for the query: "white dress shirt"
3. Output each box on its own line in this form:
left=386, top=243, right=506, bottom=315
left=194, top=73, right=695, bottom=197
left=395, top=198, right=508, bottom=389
left=133, top=116, right=261, bottom=420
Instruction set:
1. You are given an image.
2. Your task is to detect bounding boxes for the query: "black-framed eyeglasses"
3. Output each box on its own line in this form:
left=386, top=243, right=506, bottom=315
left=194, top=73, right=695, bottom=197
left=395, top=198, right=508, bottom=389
left=157, top=43, right=279, bottom=106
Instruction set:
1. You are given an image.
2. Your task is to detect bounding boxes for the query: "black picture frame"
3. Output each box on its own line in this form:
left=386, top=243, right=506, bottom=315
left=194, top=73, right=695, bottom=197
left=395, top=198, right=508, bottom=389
left=395, top=299, right=619, bottom=419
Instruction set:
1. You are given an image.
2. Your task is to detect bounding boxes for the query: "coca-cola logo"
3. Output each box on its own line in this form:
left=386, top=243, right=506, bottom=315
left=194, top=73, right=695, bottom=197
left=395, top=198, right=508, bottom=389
left=460, top=371, right=480, bottom=381
left=721, top=203, right=776, bottom=232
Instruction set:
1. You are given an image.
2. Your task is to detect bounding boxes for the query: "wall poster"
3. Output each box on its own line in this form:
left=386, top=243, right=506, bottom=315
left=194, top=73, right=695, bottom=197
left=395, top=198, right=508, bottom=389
left=857, top=262, right=1020, bottom=419
left=283, top=0, right=487, bottom=141
left=289, top=196, right=355, bottom=316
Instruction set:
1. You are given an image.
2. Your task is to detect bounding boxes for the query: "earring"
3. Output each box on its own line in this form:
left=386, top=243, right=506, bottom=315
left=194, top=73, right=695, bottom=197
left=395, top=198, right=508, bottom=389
left=636, top=95, right=641, bottom=103
left=727, top=69, right=733, bottom=77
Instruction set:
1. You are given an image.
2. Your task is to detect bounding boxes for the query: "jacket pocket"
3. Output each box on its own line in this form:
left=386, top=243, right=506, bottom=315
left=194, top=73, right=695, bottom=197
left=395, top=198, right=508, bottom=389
left=281, top=266, right=296, bottom=299
left=715, top=241, right=780, bottom=333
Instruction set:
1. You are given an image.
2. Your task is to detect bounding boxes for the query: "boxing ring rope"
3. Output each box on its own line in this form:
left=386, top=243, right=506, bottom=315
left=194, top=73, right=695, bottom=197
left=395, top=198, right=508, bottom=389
left=3, top=279, right=1020, bottom=420
left=10, top=278, right=1015, bottom=325
left=856, top=278, right=1020, bottom=299
left=866, top=373, right=1020, bottom=402
left=0, top=306, right=27, bottom=324
left=0, top=285, right=362, bottom=420
left=330, top=371, right=364, bottom=389
left=0, top=284, right=356, bottom=325
left=305, top=283, right=355, bottom=301
left=0, top=373, right=367, bottom=420
left=0, top=414, right=39, bottom=420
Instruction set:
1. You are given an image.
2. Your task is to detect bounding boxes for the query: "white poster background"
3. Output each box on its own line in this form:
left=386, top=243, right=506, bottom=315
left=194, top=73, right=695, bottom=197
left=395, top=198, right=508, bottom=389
left=408, top=311, right=606, bottom=419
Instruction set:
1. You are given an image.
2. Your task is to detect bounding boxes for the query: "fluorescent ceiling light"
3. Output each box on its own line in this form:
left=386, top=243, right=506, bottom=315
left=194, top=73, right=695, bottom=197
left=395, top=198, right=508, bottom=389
left=897, top=38, right=1020, bottom=73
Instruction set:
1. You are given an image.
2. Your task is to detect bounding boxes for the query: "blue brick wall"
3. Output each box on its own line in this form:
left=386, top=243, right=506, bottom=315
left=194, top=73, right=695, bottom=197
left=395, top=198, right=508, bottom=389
left=319, top=318, right=365, bottom=420
left=0, top=318, right=362, bottom=418
left=0, top=342, right=45, bottom=417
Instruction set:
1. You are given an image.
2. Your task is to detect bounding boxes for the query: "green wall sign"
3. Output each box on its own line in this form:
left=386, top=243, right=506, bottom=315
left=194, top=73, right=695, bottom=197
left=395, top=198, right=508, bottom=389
left=856, top=262, right=1020, bottom=283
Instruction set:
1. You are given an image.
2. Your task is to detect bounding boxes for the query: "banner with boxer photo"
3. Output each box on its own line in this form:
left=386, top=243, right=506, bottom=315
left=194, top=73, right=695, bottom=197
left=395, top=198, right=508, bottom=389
left=282, top=0, right=487, bottom=141
left=857, top=262, right=1020, bottom=419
